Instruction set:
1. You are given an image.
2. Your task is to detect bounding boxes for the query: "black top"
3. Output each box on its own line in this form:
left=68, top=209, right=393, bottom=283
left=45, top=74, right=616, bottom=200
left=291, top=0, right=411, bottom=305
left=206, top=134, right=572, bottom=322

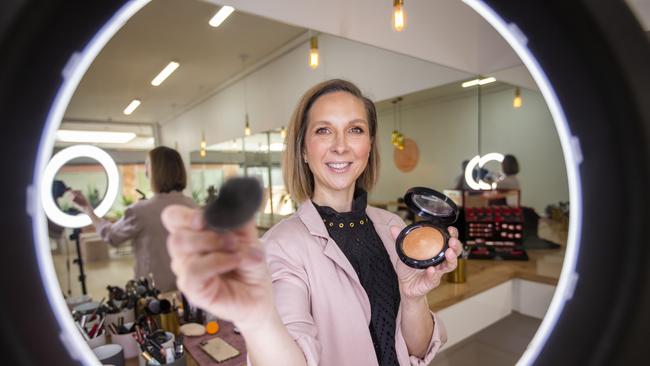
left=314, top=189, right=400, bottom=366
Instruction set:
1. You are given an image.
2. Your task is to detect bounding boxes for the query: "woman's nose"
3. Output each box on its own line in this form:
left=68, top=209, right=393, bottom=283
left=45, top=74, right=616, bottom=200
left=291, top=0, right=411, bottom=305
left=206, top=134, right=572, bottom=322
left=331, top=132, right=348, bottom=154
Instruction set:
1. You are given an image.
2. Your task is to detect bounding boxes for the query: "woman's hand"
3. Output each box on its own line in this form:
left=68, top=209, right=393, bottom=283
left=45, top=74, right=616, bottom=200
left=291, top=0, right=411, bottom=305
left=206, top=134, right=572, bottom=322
left=162, top=205, right=275, bottom=331
left=70, top=190, right=92, bottom=213
left=392, top=226, right=463, bottom=300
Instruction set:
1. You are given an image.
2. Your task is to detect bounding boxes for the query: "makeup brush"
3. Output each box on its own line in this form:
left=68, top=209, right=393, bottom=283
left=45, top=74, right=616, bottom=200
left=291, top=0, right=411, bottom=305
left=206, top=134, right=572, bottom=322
left=147, top=299, right=161, bottom=315
left=203, top=176, right=263, bottom=231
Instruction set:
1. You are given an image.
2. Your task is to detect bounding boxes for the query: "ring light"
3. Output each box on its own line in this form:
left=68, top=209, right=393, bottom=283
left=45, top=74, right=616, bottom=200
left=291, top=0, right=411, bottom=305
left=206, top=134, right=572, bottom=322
left=462, top=2, right=584, bottom=364
left=464, top=152, right=505, bottom=190
left=41, top=144, right=120, bottom=228
left=0, top=0, right=645, bottom=364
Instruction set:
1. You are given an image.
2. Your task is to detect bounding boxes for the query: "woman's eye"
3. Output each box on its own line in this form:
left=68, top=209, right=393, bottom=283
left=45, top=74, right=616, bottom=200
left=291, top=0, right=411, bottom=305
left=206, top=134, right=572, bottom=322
left=315, top=127, right=330, bottom=134
left=350, top=126, right=365, bottom=134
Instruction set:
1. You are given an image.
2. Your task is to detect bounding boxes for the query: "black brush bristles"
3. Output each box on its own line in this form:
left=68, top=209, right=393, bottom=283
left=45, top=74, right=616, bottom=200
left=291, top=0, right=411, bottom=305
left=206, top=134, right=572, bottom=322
left=203, top=176, right=263, bottom=231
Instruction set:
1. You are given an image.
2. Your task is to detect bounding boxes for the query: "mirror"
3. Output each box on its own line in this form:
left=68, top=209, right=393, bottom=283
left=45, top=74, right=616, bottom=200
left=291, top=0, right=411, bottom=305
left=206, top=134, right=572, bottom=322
left=45, top=0, right=571, bottom=364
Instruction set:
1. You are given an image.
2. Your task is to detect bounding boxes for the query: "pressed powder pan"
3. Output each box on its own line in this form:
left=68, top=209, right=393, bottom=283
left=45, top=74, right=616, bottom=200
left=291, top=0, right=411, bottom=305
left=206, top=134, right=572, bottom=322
left=395, top=187, right=459, bottom=269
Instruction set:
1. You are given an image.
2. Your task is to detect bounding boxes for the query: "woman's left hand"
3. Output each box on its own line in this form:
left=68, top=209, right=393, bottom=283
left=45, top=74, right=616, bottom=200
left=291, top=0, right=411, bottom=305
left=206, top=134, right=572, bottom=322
left=391, top=226, right=463, bottom=300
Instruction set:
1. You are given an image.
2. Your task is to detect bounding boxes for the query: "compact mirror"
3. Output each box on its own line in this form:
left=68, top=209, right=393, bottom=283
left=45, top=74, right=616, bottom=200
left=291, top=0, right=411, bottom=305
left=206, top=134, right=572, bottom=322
left=412, top=194, right=456, bottom=217
left=404, top=187, right=459, bottom=225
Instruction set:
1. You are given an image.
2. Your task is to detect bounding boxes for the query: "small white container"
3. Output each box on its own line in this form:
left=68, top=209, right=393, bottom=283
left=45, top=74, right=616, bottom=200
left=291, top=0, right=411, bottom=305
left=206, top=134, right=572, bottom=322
left=86, top=330, right=107, bottom=349
left=92, top=344, right=124, bottom=366
left=105, top=308, right=135, bottom=331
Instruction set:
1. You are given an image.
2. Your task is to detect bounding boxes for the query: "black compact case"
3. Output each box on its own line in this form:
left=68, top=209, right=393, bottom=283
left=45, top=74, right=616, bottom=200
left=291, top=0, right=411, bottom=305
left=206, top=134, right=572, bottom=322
left=395, top=187, right=459, bottom=269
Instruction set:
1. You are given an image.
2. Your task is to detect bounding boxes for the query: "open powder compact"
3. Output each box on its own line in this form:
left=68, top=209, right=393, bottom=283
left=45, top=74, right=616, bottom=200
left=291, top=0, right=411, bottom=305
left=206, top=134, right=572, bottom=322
left=395, top=187, right=459, bottom=269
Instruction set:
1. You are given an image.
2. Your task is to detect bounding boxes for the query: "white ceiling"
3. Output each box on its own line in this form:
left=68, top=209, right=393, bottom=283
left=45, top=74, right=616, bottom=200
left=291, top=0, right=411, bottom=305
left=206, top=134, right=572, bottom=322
left=63, top=0, right=649, bottom=137
left=64, top=0, right=305, bottom=124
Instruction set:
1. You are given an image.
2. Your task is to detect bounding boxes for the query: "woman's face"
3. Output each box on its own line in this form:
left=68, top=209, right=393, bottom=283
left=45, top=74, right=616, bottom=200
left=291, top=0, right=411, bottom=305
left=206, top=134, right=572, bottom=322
left=303, top=91, right=372, bottom=196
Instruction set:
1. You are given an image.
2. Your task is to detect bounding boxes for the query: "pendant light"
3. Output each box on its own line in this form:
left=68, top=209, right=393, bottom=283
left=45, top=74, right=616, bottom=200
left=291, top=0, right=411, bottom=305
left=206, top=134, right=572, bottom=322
left=280, top=126, right=287, bottom=139
left=513, top=87, right=523, bottom=108
left=241, top=54, right=252, bottom=136
left=392, top=0, right=406, bottom=32
left=309, top=36, right=319, bottom=69
left=244, top=115, right=251, bottom=136
left=200, top=131, right=207, bottom=158
left=391, top=97, right=405, bottom=150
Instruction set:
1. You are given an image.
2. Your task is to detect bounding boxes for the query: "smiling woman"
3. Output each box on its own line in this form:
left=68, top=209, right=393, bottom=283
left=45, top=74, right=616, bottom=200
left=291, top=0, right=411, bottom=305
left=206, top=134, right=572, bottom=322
left=0, top=0, right=649, bottom=365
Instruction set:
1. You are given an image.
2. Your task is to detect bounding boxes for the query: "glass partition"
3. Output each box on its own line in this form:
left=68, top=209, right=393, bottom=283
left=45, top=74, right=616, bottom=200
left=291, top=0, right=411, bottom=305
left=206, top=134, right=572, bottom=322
left=190, top=129, right=294, bottom=229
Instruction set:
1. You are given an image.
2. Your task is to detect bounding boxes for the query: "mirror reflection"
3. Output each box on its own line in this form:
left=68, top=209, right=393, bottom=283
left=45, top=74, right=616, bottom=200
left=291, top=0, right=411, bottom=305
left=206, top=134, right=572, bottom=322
left=46, top=1, right=570, bottom=365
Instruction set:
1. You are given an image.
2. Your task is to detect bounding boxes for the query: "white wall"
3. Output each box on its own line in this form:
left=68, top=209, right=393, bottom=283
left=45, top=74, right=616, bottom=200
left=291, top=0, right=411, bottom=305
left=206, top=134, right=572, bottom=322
left=160, top=34, right=471, bottom=155
left=371, top=87, right=569, bottom=214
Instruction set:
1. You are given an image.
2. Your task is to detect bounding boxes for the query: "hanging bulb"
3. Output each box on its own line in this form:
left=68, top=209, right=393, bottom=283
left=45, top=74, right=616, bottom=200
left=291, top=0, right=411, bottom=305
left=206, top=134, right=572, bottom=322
left=244, top=114, right=251, bottom=136
left=309, top=36, right=319, bottom=69
left=392, top=0, right=406, bottom=32
left=513, top=87, right=523, bottom=108
left=391, top=130, right=399, bottom=146
left=394, top=132, right=405, bottom=150
left=200, top=132, right=207, bottom=157
left=280, top=126, right=287, bottom=139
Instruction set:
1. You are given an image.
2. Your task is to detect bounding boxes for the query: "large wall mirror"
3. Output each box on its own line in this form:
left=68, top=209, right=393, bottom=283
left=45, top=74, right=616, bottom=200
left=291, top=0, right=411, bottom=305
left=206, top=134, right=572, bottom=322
left=7, top=0, right=645, bottom=365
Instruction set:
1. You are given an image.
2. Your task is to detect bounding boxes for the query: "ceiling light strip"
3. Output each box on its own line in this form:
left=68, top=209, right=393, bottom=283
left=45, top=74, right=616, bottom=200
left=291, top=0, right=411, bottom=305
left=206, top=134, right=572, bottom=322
left=151, top=61, right=179, bottom=86
left=56, top=130, right=136, bottom=144
left=123, top=99, right=141, bottom=115
left=462, top=77, right=496, bottom=88
left=209, top=6, right=234, bottom=27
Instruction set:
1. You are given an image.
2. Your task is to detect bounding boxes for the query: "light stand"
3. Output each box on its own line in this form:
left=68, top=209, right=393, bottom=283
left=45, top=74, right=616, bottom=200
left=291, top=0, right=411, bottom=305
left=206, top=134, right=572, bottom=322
left=69, top=227, right=87, bottom=295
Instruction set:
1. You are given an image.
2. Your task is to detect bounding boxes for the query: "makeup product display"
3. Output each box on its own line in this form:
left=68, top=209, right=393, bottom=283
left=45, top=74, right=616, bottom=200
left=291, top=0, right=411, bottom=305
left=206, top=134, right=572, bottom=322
left=462, top=190, right=528, bottom=260
left=395, top=187, right=459, bottom=269
left=203, top=176, right=263, bottom=231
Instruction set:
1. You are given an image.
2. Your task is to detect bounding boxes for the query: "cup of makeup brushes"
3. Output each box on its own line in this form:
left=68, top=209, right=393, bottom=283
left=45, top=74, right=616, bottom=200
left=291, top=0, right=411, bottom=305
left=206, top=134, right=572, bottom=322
left=110, top=330, right=139, bottom=359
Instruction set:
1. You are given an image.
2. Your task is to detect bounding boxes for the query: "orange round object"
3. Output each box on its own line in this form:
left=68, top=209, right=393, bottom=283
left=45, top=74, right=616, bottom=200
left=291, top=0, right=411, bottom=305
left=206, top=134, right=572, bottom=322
left=205, top=321, right=219, bottom=335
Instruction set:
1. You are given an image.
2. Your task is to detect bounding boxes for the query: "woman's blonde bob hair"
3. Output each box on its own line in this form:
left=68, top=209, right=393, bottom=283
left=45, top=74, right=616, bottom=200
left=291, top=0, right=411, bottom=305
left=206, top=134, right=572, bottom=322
left=283, top=79, right=379, bottom=203
left=148, top=146, right=187, bottom=193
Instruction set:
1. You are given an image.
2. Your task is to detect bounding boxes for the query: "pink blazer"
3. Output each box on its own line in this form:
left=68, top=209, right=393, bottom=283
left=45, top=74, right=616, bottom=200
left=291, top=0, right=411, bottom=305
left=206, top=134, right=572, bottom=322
left=262, top=200, right=447, bottom=366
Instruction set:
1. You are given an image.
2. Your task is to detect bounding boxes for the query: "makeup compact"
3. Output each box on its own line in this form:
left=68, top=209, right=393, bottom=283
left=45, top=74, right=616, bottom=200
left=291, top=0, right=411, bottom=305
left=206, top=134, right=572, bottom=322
left=395, top=187, right=459, bottom=269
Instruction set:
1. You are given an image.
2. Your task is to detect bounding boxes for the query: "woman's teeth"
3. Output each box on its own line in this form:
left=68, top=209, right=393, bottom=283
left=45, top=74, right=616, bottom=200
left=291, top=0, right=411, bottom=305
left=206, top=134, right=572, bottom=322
left=327, top=162, right=351, bottom=170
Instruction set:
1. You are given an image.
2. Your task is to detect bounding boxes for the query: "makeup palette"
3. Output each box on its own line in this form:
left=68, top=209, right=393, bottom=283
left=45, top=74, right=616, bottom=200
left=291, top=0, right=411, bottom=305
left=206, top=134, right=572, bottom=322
left=395, top=187, right=459, bottom=269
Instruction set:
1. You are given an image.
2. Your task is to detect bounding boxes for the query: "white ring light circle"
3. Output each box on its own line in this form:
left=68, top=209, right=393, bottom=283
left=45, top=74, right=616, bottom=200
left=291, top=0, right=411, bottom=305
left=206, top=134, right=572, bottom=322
left=464, top=152, right=505, bottom=190
left=41, top=145, right=120, bottom=228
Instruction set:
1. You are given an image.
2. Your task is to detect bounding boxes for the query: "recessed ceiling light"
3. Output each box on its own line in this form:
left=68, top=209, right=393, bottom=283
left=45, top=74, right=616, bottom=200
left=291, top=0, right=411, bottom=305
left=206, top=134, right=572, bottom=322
left=56, top=130, right=136, bottom=144
left=123, top=99, right=141, bottom=115
left=151, top=61, right=179, bottom=86
left=209, top=6, right=234, bottom=28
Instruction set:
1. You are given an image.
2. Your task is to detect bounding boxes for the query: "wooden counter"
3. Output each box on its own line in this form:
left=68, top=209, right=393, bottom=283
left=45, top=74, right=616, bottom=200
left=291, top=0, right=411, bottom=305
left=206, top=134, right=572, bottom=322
left=427, top=248, right=564, bottom=312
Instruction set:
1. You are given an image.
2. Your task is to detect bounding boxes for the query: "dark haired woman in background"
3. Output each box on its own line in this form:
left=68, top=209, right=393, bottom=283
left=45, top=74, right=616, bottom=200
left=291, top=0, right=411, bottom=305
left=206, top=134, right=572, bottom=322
left=72, top=146, right=197, bottom=292
left=497, top=154, right=521, bottom=190
left=163, top=80, right=462, bottom=365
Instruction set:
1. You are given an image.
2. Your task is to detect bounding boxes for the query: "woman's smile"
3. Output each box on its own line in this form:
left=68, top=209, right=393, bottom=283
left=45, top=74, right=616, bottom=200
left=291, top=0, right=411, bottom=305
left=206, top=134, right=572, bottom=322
left=325, top=161, right=353, bottom=172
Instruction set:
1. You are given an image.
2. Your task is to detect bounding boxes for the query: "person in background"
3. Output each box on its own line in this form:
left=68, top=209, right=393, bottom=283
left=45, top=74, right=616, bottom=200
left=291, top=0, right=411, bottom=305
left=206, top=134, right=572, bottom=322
left=454, top=159, right=471, bottom=190
left=163, top=79, right=461, bottom=366
left=497, top=154, right=521, bottom=190
left=71, top=146, right=197, bottom=292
